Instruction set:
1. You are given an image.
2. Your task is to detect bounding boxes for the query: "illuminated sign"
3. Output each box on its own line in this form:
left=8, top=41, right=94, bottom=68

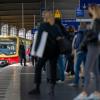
left=54, top=9, right=62, bottom=18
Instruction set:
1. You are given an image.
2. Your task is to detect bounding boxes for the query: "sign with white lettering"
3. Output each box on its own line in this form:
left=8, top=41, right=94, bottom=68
left=80, top=0, right=100, bottom=10
left=61, top=19, right=80, bottom=29
left=76, top=7, right=84, bottom=17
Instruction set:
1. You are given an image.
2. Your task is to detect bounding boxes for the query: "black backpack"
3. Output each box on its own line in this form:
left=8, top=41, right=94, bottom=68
left=56, top=37, right=72, bottom=54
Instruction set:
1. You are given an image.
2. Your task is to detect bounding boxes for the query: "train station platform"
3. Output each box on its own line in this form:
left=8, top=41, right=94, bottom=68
left=0, top=63, right=83, bottom=100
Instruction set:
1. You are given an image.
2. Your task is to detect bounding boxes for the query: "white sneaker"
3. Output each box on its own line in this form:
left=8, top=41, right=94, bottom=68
left=73, top=93, right=88, bottom=100
left=88, top=93, right=100, bottom=100
left=57, top=80, right=64, bottom=84
left=68, top=83, right=78, bottom=87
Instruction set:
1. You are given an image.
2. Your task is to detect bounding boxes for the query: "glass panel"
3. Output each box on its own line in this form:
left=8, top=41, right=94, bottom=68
left=18, top=28, right=25, bottom=38
left=1, top=24, right=8, bottom=35
left=0, top=38, right=17, bottom=55
left=26, top=30, right=32, bottom=40
left=10, top=26, right=17, bottom=36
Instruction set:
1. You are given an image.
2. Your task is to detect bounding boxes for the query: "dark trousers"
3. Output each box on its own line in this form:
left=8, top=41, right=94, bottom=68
left=84, top=45, right=100, bottom=93
left=20, top=56, right=26, bottom=66
left=34, top=56, right=58, bottom=85
left=31, top=56, right=37, bottom=67
left=65, top=54, right=74, bottom=75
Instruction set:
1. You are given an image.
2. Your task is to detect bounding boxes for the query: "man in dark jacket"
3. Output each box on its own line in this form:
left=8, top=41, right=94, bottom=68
left=55, top=18, right=71, bottom=81
left=65, top=26, right=75, bottom=76
left=29, top=11, right=62, bottom=95
left=19, top=41, right=26, bottom=66
left=69, top=22, right=87, bottom=87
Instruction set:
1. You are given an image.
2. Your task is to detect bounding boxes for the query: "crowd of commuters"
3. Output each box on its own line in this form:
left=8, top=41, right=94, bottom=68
left=19, top=3, right=100, bottom=100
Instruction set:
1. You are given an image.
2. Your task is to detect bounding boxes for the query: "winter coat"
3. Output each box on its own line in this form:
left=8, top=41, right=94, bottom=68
left=34, top=22, right=63, bottom=59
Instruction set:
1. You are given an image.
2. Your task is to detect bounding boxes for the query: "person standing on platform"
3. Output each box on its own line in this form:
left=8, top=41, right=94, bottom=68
left=65, top=26, right=75, bottom=77
left=29, top=11, right=62, bottom=95
left=55, top=18, right=70, bottom=82
left=19, top=41, right=26, bottom=66
left=30, top=10, right=50, bottom=67
left=74, top=4, right=100, bottom=100
left=69, top=22, right=87, bottom=87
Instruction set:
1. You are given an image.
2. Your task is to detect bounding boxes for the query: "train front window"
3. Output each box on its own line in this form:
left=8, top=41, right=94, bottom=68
left=0, top=39, right=17, bottom=55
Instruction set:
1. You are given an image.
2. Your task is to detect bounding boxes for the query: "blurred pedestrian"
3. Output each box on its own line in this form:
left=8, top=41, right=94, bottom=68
left=74, top=4, right=100, bottom=100
left=19, top=41, right=26, bottom=66
left=31, top=10, right=51, bottom=67
left=55, top=18, right=68, bottom=82
left=69, top=22, right=87, bottom=87
left=29, top=11, right=62, bottom=95
left=65, top=26, right=75, bottom=77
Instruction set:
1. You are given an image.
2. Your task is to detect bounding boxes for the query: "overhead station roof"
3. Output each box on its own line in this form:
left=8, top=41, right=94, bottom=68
left=0, top=0, right=79, bottom=30
left=0, top=0, right=41, bottom=30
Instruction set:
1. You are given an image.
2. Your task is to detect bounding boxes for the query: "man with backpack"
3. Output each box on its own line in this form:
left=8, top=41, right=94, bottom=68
left=69, top=22, right=87, bottom=87
left=55, top=18, right=71, bottom=82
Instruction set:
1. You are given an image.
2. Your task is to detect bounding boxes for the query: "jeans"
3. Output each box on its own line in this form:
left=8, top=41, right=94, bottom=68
left=58, top=55, right=65, bottom=81
left=74, top=52, right=86, bottom=85
left=84, top=45, right=100, bottom=93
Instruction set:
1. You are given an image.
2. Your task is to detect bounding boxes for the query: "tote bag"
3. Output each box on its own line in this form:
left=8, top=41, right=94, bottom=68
left=31, top=31, right=48, bottom=58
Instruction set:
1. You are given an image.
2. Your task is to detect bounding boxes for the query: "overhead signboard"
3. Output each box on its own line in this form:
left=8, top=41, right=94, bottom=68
left=62, top=18, right=92, bottom=29
left=80, top=0, right=100, bottom=10
left=61, top=19, right=80, bottom=30
left=54, top=9, right=62, bottom=18
left=76, top=7, right=84, bottom=17
left=76, top=18, right=92, bottom=22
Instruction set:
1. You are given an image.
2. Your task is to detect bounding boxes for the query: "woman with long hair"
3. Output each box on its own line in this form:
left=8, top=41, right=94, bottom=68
left=74, top=4, right=100, bottom=100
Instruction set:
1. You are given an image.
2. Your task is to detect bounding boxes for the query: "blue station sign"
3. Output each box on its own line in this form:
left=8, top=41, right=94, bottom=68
left=80, top=0, right=100, bottom=10
left=61, top=19, right=80, bottom=30
left=76, top=7, right=84, bottom=17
